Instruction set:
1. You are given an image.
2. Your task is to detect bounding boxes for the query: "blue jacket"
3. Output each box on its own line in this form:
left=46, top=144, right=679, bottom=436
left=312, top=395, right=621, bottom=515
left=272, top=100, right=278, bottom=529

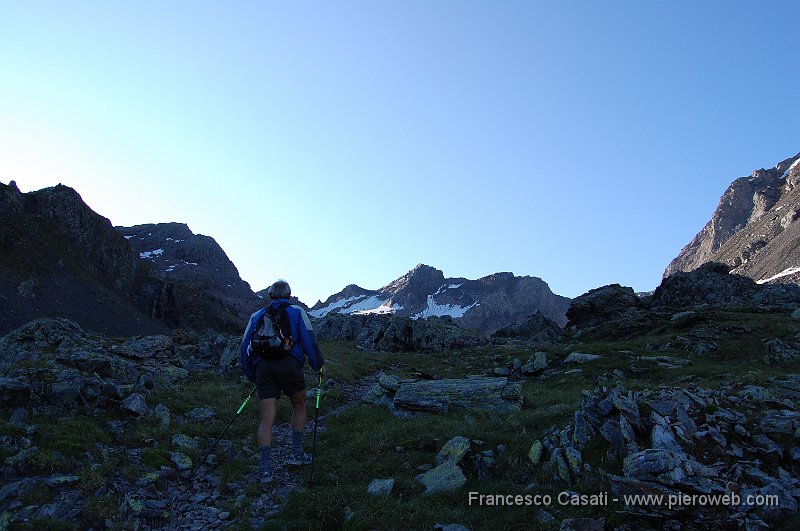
left=240, top=299, right=325, bottom=379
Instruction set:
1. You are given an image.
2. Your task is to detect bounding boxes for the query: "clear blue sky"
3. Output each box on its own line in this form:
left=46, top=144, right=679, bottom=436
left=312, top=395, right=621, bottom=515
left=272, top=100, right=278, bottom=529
left=1, top=1, right=798, bottom=305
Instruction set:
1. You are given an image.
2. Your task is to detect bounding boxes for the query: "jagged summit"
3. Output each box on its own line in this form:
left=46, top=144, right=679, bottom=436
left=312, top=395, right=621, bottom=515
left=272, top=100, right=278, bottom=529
left=666, top=151, right=800, bottom=285
left=309, top=263, right=570, bottom=333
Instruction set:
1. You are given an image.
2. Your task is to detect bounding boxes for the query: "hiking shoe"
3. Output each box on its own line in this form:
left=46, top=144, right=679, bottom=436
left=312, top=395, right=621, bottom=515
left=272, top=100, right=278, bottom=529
left=286, top=452, right=313, bottom=466
left=259, top=465, right=274, bottom=485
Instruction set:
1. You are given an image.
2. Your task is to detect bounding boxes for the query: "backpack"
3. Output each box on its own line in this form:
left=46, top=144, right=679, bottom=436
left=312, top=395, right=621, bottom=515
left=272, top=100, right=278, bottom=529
left=250, top=302, right=294, bottom=357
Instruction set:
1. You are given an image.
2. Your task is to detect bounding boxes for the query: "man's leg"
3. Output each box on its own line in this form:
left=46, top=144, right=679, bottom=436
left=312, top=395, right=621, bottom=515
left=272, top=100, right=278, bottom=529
left=287, top=389, right=310, bottom=464
left=258, top=398, right=277, bottom=446
left=258, top=398, right=277, bottom=481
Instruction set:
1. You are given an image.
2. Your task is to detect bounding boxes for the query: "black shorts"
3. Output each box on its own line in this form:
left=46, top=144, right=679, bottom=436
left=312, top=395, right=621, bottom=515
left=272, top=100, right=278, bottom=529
left=255, top=355, right=306, bottom=400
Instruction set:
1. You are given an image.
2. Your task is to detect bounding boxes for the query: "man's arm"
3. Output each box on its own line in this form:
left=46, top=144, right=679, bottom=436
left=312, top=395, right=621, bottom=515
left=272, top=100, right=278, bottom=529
left=294, top=306, right=325, bottom=372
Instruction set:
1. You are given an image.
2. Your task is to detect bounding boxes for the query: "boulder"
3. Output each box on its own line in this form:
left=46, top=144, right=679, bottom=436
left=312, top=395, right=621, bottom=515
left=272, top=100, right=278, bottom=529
left=435, top=436, right=471, bottom=465
left=121, top=393, right=149, bottom=416
left=491, top=312, right=564, bottom=343
left=392, top=377, right=522, bottom=413
left=367, top=478, right=394, bottom=496
left=528, top=440, right=544, bottom=464
left=651, top=262, right=758, bottom=308
left=416, top=460, right=467, bottom=495
left=566, top=284, right=638, bottom=330
left=763, top=338, right=800, bottom=366
left=522, top=352, right=548, bottom=375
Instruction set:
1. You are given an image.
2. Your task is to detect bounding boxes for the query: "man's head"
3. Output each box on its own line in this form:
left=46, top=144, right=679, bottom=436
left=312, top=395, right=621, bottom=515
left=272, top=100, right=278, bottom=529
left=268, top=280, right=291, bottom=300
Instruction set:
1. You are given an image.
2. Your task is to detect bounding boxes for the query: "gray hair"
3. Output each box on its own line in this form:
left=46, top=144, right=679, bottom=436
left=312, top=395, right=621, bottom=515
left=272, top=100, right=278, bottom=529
left=268, top=280, right=291, bottom=299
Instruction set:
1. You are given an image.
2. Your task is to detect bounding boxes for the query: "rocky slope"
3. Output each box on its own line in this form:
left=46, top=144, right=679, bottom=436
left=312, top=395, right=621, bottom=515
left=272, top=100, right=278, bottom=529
left=309, top=264, right=570, bottom=334
left=116, top=223, right=262, bottom=332
left=666, top=152, right=800, bottom=285
left=0, top=181, right=169, bottom=337
left=0, top=181, right=262, bottom=336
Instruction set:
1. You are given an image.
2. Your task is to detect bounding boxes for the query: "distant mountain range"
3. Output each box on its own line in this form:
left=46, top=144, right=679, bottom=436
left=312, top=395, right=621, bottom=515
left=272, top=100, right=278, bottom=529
left=4, top=148, right=798, bottom=339
left=666, top=152, right=800, bottom=285
left=309, top=263, right=570, bottom=334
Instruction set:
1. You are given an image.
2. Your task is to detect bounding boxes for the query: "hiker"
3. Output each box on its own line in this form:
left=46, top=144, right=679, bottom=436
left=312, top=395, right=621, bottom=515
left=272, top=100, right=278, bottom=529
left=240, top=280, right=326, bottom=484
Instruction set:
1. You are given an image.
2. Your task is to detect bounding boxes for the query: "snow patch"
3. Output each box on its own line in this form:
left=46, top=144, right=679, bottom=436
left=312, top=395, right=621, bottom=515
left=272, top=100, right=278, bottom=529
left=757, top=266, right=800, bottom=284
left=340, top=295, right=387, bottom=314
left=413, top=295, right=478, bottom=319
left=124, top=235, right=134, bottom=240
left=353, top=303, right=403, bottom=315
left=140, top=249, right=164, bottom=259
left=433, top=283, right=464, bottom=295
left=309, top=296, right=364, bottom=318
left=781, top=158, right=800, bottom=179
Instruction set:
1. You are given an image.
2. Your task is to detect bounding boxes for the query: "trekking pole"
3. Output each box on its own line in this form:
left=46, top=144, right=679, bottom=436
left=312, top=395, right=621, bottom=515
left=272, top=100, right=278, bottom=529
left=308, top=369, right=323, bottom=488
left=184, top=386, right=257, bottom=483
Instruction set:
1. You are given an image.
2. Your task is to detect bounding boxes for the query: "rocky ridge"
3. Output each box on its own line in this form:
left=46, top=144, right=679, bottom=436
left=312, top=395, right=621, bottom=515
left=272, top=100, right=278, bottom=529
left=309, top=264, right=570, bottom=334
left=666, top=152, right=800, bottom=285
left=0, top=182, right=263, bottom=336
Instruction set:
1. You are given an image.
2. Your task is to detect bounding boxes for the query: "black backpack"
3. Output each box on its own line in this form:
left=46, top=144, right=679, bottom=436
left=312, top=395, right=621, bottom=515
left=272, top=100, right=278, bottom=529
left=250, top=302, right=294, bottom=358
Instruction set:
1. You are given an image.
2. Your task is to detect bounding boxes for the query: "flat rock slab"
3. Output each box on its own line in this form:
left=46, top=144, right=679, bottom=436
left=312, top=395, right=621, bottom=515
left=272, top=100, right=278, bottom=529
left=563, top=352, right=601, bottom=364
left=392, top=376, right=522, bottom=413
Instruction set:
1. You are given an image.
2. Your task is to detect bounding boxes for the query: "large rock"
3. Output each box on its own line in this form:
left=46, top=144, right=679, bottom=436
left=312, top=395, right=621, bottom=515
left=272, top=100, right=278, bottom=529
left=566, top=284, right=639, bottom=330
left=392, top=377, right=522, bottom=413
left=652, top=262, right=760, bottom=307
left=416, top=460, right=467, bottom=495
left=490, top=311, right=564, bottom=343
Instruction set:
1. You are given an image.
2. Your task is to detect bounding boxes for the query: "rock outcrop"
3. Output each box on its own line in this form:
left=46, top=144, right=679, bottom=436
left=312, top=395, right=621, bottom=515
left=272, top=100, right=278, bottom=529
left=313, top=313, right=488, bottom=352
left=0, top=182, right=169, bottom=336
left=117, top=223, right=263, bottom=332
left=0, top=182, right=264, bottom=335
left=363, top=373, right=522, bottom=414
left=666, top=153, right=800, bottom=285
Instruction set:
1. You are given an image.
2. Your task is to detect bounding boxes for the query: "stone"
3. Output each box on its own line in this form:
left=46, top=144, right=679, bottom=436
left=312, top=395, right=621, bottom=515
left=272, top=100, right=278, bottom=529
left=170, top=451, right=193, bottom=471
left=121, top=393, right=149, bottom=416
left=172, top=434, right=198, bottom=450
left=44, top=474, right=80, bottom=487
left=118, top=335, right=173, bottom=360
left=392, top=377, right=522, bottom=413
left=0, top=377, right=31, bottom=407
left=529, top=440, right=544, bottom=464
left=153, top=403, right=171, bottom=428
left=647, top=400, right=677, bottom=417
left=416, top=460, right=467, bottom=495
left=760, top=482, right=798, bottom=523
left=751, top=434, right=783, bottom=464
left=763, top=339, right=800, bottom=366
left=563, top=352, right=601, bottom=364
left=367, top=478, right=394, bottom=496
left=436, top=436, right=471, bottom=465
left=10, top=407, right=27, bottom=424
left=187, top=407, right=216, bottom=421
left=572, top=411, right=594, bottom=446
left=599, top=420, right=625, bottom=450
left=792, top=308, right=800, bottom=319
